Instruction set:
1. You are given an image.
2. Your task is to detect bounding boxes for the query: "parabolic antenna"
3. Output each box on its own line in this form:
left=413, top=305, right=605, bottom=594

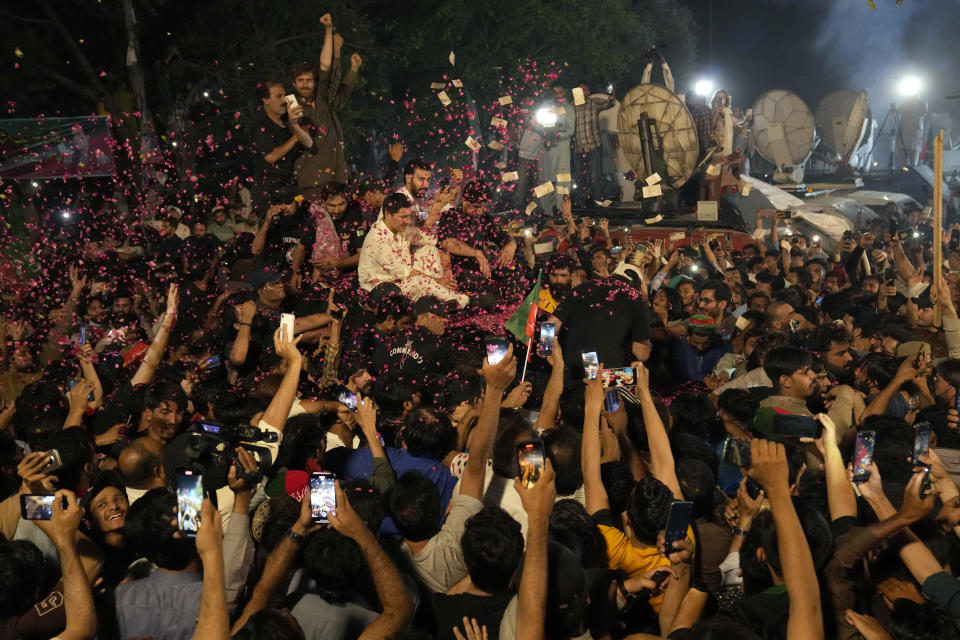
left=816, top=90, right=871, bottom=164
left=750, top=89, right=816, bottom=183
left=617, top=83, right=699, bottom=190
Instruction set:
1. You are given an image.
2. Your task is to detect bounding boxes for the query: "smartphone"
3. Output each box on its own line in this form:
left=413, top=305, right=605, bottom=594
left=914, top=422, right=931, bottom=469
left=337, top=387, right=358, bottom=412
left=20, top=495, right=55, bottom=520
left=955, top=388, right=960, bottom=418
left=309, top=471, right=336, bottom=524
left=67, top=379, right=95, bottom=402
left=78, top=325, right=87, bottom=346
left=721, top=437, right=751, bottom=468
left=201, top=355, right=222, bottom=370
left=538, top=322, right=555, bottom=356
left=789, top=318, right=801, bottom=333
left=485, top=335, right=510, bottom=365
left=920, top=466, right=933, bottom=497
left=606, top=83, right=614, bottom=94
left=853, top=430, right=877, bottom=483
left=604, top=389, right=621, bottom=413
left=663, top=501, right=694, bottom=552
left=280, top=313, right=296, bottom=341
left=581, top=351, right=599, bottom=380
left=777, top=210, right=792, bottom=220
left=650, top=569, right=672, bottom=592
left=42, top=449, right=62, bottom=474
left=745, top=476, right=763, bottom=500
left=951, top=229, right=960, bottom=251
left=610, top=245, right=623, bottom=256
left=285, top=94, right=298, bottom=110
left=602, top=367, right=636, bottom=388
left=175, top=468, right=204, bottom=537
left=517, top=440, right=545, bottom=489
left=200, top=422, right=221, bottom=434
left=889, top=219, right=898, bottom=235
left=772, top=414, right=823, bottom=440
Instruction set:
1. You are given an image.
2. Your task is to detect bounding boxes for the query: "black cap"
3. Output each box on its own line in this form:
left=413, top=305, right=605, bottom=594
left=250, top=267, right=283, bottom=290
left=368, top=282, right=403, bottom=306
left=269, top=185, right=300, bottom=205
left=413, top=295, right=448, bottom=317
left=81, top=469, right=127, bottom=511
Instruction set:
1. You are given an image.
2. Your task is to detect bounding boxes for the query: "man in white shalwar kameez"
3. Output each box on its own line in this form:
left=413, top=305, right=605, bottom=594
left=360, top=193, right=492, bottom=309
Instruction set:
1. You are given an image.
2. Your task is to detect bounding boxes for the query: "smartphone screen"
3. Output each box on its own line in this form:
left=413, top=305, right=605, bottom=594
left=485, top=336, right=509, bottom=365
left=663, top=501, right=694, bottom=552
left=745, top=476, right=763, bottom=500
left=581, top=351, right=599, bottom=380
left=175, top=469, right=203, bottom=536
left=721, top=437, right=752, bottom=468
left=853, top=431, right=876, bottom=482
left=200, top=422, right=221, bottom=434
left=20, top=495, right=55, bottom=520
left=517, top=441, right=544, bottom=489
left=337, top=388, right=358, bottom=412
left=538, top=323, right=555, bottom=356
left=202, top=355, right=222, bottom=370
left=78, top=325, right=87, bottom=346
left=601, top=367, right=636, bottom=388
left=914, top=422, right=931, bottom=468
left=309, top=472, right=336, bottom=524
left=603, top=389, right=621, bottom=413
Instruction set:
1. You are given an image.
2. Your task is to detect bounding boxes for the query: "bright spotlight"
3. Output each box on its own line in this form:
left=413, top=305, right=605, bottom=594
left=898, top=76, right=921, bottom=97
left=694, top=80, right=713, bottom=96
left=535, top=107, right=557, bottom=127
left=813, top=235, right=820, bottom=243
left=913, top=230, right=921, bottom=238
left=203, top=91, right=210, bottom=98
left=61, top=210, right=72, bottom=220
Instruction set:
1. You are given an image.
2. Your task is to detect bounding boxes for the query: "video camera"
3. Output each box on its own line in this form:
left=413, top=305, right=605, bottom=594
left=167, top=421, right=278, bottom=493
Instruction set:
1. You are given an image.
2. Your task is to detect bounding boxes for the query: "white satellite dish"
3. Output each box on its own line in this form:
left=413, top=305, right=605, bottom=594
left=617, top=83, right=699, bottom=190
left=750, top=89, right=816, bottom=184
left=816, top=90, right=871, bottom=165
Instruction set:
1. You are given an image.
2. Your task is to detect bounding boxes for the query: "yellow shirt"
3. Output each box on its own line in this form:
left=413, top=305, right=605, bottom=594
left=597, top=519, right=695, bottom=612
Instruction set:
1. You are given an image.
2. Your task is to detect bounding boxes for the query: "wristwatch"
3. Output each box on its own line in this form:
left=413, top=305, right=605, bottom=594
left=286, top=528, right=306, bottom=545
left=731, top=526, right=749, bottom=537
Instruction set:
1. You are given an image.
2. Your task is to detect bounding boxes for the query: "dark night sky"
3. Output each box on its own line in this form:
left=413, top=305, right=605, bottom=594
left=678, top=0, right=960, bottom=120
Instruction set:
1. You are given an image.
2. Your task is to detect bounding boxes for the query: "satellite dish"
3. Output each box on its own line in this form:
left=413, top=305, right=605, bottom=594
left=750, top=89, right=816, bottom=183
left=816, top=90, right=871, bottom=164
left=617, top=83, right=699, bottom=190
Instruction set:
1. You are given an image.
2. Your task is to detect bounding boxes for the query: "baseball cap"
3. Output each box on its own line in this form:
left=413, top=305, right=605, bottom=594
left=81, top=469, right=127, bottom=511
left=250, top=267, right=283, bottom=290
left=687, top=314, right=716, bottom=330
left=368, top=282, right=403, bottom=306
left=413, top=295, right=448, bottom=317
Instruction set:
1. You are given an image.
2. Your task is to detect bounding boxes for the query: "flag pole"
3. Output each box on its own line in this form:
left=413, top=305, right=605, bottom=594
left=521, top=333, right=533, bottom=383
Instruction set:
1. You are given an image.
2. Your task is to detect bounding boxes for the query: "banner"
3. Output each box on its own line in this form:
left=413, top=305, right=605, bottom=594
left=0, top=116, right=117, bottom=179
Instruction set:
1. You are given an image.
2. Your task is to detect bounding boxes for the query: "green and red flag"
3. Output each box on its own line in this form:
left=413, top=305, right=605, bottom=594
left=505, top=271, right=542, bottom=344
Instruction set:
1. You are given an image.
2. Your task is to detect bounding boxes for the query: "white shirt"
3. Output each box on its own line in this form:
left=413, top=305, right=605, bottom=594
left=358, top=217, right=437, bottom=291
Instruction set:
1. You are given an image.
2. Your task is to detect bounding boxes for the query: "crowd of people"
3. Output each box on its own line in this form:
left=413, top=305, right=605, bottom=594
left=3, top=12, right=960, bottom=640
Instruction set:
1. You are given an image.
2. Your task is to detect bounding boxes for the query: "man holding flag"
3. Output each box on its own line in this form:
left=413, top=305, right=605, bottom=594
left=505, top=271, right=543, bottom=381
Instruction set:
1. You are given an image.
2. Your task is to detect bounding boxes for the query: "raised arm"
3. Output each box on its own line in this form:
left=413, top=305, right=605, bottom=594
left=36, top=490, right=97, bottom=640
left=129, top=283, right=178, bottom=387
left=192, top=500, right=228, bottom=640
left=252, top=206, right=281, bottom=256
left=815, top=413, right=857, bottom=521
left=318, top=13, right=334, bottom=72
left=635, top=363, right=682, bottom=499
left=750, top=440, right=823, bottom=640
left=513, top=459, right=555, bottom=640
left=533, top=341, right=564, bottom=433
left=231, top=495, right=320, bottom=632
left=329, top=483, right=414, bottom=639
left=582, top=371, right=609, bottom=514
left=259, top=327, right=303, bottom=433
left=461, top=344, right=516, bottom=499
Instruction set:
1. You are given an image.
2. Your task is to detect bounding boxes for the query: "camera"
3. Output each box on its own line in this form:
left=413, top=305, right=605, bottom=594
left=166, top=422, right=278, bottom=491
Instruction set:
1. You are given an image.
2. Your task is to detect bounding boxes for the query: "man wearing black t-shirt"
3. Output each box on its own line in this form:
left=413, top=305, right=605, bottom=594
left=374, top=295, right=452, bottom=390
left=251, top=190, right=314, bottom=283
left=553, top=272, right=651, bottom=381
left=248, top=78, right=313, bottom=210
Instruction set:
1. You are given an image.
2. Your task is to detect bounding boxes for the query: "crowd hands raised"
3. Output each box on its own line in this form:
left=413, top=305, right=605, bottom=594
left=4, top=11, right=960, bottom=640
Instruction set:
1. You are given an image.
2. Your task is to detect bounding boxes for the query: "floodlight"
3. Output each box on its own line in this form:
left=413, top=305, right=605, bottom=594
left=694, top=80, right=713, bottom=96
left=898, top=76, right=921, bottom=97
